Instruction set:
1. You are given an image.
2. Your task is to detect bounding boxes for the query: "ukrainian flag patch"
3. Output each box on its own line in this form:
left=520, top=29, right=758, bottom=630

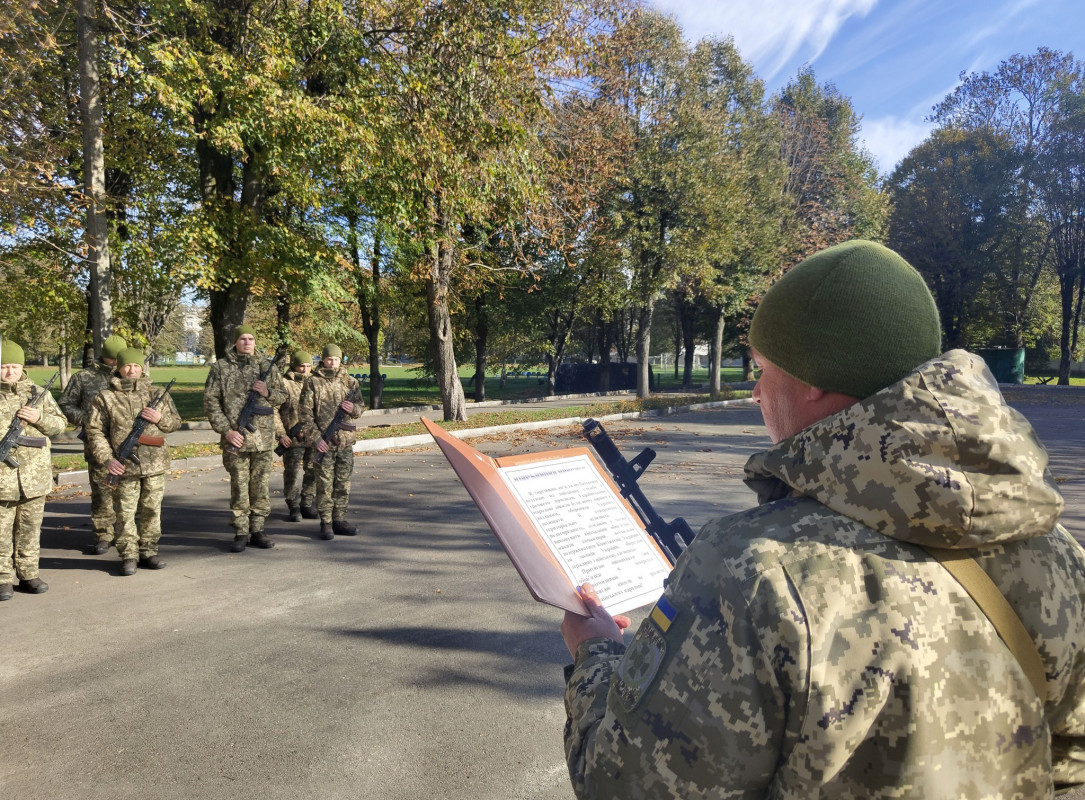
left=649, top=596, right=677, bottom=633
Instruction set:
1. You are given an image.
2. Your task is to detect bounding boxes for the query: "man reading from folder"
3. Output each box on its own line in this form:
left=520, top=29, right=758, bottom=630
left=560, top=240, right=1085, bottom=799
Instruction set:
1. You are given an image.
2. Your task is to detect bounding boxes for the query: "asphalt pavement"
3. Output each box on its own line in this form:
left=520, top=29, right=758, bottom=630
left=2, top=385, right=1083, bottom=799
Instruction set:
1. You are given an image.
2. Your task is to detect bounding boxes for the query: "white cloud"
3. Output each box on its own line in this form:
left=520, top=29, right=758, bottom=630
left=651, top=0, right=878, bottom=79
left=859, top=115, right=935, bottom=175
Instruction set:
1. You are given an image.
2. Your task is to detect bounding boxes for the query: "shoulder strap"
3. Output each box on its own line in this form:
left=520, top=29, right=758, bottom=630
left=924, top=546, right=1047, bottom=705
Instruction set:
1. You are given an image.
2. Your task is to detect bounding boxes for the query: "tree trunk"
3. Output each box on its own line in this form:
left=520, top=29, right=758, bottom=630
left=472, top=295, right=488, bottom=402
left=710, top=309, right=724, bottom=399
left=635, top=301, right=654, bottom=398
left=76, top=0, right=114, bottom=359
left=209, top=284, right=249, bottom=359
left=352, top=215, right=384, bottom=409
left=1059, top=269, right=1075, bottom=385
left=596, top=315, right=612, bottom=393
left=681, top=303, right=696, bottom=391
left=426, top=240, right=467, bottom=421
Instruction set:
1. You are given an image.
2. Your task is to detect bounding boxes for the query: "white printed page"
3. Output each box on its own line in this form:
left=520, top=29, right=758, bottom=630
left=498, top=454, right=671, bottom=615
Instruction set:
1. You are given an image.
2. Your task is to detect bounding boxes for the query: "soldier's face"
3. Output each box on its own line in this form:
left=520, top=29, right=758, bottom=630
left=120, top=363, right=143, bottom=379
left=296, top=363, right=312, bottom=375
left=235, top=334, right=256, bottom=355
left=0, top=363, right=22, bottom=383
left=322, top=356, right=340, bottom=370
left=751, top=350, right=821, bottom=444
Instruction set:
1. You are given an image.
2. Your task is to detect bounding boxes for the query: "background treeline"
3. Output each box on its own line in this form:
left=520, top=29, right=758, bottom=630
left=1, top=1, right=1082, bottom=421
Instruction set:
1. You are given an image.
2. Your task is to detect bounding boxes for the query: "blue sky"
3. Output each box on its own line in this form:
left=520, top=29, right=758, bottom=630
left=649, top=0, right=1085, bottom=176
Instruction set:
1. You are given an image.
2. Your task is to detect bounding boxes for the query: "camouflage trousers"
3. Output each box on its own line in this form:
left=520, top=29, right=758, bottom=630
left=222, top=450, right=273, bottom=534
left=0, top=494, right=46, bottom=583
left=282, top=445, right=315, bottom=508
left=113, top=472, right=166, bottom=560
left=88, top=456, right=119, bottom=544
left=314, top=447, right=354, bottom=522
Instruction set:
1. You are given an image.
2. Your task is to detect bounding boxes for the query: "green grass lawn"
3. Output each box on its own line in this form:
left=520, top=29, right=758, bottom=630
left=26, top=362, right=753, bottom=423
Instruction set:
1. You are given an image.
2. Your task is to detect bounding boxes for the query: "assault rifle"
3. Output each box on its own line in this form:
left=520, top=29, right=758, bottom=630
left=582, top=418, right=694, bottom=566
left=225, top=351, right=286, bottom=455
left=274, top=422, right=303, bottom=457
left=106, top=379, right=176, bottom=488
left=312, top=382, right=361, bottom=465
left=0, top=372, right=59, bottom=469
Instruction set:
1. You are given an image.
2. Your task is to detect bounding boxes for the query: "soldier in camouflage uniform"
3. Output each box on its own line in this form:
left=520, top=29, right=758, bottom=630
left=204, top=325, right=286, bottom=552
left=0, top=340, right=66, bottom=600
left=299, top=344, right=363, bottom=540
left=85, top=348, right=180, bottom=576
left=561, top=241, right=1085, bottom=799
left=275, top=350, right=316, bottom=522
left=59, top=333, right=126, bottom=554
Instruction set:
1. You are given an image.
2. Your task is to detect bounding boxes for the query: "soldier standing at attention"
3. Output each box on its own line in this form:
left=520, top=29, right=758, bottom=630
left=59, top=333, right=127, bottom=554
left=85, top=348, right=180, bottom=576
left=204, top=325, right=285, bottom=553
left=0, top=340, right=66, bottom=600
left=276, top=350, right=316, bottom=522
left=560, top=241, right=1085, bottom=798
left=299, top=344, right=363, bottom=540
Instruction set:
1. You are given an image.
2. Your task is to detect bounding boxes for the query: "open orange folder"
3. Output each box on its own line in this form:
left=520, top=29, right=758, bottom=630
left=422, top=417, right=673, bottom=617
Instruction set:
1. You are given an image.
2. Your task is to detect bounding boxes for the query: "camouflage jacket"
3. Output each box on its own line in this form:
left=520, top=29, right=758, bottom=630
left=203, top=351, right=285, bottom=453
left=275, top=370, right=309, bottom=444
left=0, top=376, right=66, bottom=501
left=85, top=376, right=181, bottom=477
left=58, top=360, right=115, bottom=428
left=299, top=366, right=363, bottom=450
left=565, top=350, right=1085, bottom=799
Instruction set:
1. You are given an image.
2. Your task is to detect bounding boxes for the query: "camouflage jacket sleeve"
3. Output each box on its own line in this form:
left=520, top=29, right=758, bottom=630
left=154, top=388, right=181, bottom=434
left=85, top=395, right=114, bottom=467
left=32, top=390, right=67, bottom=438
left=203, top=362, right=232, bottom=435
left=298, top=379, right=318, bottom=444
left=264, top=363, right=286, bottom=410
left=564, top=538, right=786, bottom=800
left=59, top=371, right=87, bottom=425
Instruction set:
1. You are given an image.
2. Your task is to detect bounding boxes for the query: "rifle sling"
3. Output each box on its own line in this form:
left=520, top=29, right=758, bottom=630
left=137, top=435, right=165, bottom=447
left=15, top=435, right=46, bottom=448
left=923, top=546, right=1047, bottom=705
left=251, top=406, right=273, bottom=416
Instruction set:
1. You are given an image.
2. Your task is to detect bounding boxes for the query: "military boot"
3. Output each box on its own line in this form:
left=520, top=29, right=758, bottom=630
left=91, top=539, right=112, bottom=555
left=231, top=534, right=249, bottom=553
left=286, top=501, right=301, bottom=523
left=20, top=577, right=48, bottom=594
left=332, top=520, right=357, bottom=536
left=139, top=555, right=166, bottom=569
left=250, top=530, right=275, bottom=549
left=0, top=583, right=13, bottom=601
left=301, top=503, right=319, bottom=520
left=318, top=521, right=334, bottom=541
left=119, top=560, right=137, bottom=576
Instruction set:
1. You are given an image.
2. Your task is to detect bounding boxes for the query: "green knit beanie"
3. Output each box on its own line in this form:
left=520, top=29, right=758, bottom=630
left=322, top=344, right=342, bottom=359
left=116, top=348, right=145, bottom=369
left=102, top=334, right=127, bottom=360
left=291, top=350, right=312, bottom=368
left=233, top=324, right=256, bottom=343
left=749, top=240, right=941, bottom=399
left=1, top=340, right=25, bottom=366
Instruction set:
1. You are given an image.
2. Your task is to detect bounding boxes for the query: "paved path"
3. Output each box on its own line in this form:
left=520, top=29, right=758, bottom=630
left=2, top=386, right=1082, bottom=799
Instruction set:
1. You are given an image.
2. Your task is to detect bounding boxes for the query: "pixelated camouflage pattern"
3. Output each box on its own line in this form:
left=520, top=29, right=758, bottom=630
left=314, top=446, right=354, bottom=521
left=0, top=495, right=46, bottom=582
left=58, top=360, right=114, bottom=427
left=113, top=473, right=166, bottom=559
left=88, top=465, right=118, bottom=542
left=564, top=350, right=1085, bottom=799
left=223, top=450, right=273, bottom=534
left=299, top=366, right=363, bottom=450
left=277, top=370, right=308, bottom=440
left=204, top=351, right=285, bottom=453
left=283, top=445, right=315, bottom=507
left=0, top=376, right=66, bottom=501
left=85, top=376, right=181, bottom=478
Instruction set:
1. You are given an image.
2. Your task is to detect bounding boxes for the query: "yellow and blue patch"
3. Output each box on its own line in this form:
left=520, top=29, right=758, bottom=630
left=649, top=596, right=677, bottom=633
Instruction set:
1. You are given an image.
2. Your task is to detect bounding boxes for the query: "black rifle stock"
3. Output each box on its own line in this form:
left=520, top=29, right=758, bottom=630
left=106, top=379, right=176, bottom=488
left=225, top=351, right=285, bottom=455
left=312, top=382, right=361, bottom=465
left=582, top=418, right=694, bottom=566
left=0, top=372, right=59, bottom=469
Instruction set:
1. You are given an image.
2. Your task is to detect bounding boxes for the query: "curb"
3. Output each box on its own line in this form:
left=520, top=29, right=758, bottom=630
left=53, top=397, right=756, bottom=489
